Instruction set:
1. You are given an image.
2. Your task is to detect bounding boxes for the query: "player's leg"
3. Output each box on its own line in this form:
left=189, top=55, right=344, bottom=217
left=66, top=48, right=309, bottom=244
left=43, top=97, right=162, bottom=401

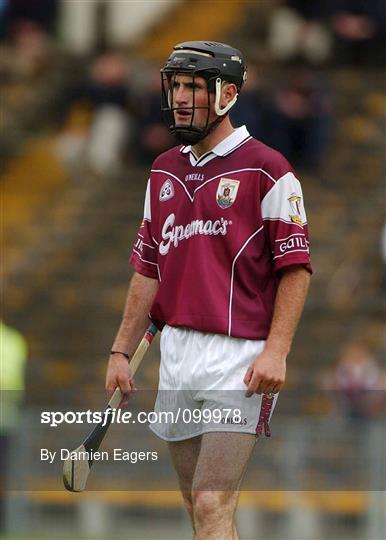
left=168, top=435, right=202, bottom=530
left=191, top=431, right=256, bottom=540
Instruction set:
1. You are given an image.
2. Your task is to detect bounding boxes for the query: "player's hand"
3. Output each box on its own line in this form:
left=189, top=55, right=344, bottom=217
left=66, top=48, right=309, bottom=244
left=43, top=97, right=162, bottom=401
left=243, top=349, right=286, bottom=397
left=105, top=353, right=137, bottom=407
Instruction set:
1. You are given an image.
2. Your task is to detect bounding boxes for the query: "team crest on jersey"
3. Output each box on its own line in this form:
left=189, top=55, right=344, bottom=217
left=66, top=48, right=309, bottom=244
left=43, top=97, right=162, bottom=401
left=216, top=178, right=240, bottom=209
left=159, top=179, right=174, bottom=202
left=288, top=193, right=303, bottom=226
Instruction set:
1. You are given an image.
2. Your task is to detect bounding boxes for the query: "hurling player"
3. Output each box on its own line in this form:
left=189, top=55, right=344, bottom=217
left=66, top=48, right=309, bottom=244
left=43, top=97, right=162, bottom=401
left=106, top=41, right=311, bottom=540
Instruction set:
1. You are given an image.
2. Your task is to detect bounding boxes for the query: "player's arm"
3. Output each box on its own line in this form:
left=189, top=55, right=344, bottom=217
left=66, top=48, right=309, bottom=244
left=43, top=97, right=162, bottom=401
left=105, top=271, right=159, bottom=398
left=244, top=265, right=310, bottom=396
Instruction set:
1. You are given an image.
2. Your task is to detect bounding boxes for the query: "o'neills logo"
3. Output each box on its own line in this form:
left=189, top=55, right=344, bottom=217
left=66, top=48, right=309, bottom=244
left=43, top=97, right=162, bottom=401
left=159, top=213, right=232, bottom=255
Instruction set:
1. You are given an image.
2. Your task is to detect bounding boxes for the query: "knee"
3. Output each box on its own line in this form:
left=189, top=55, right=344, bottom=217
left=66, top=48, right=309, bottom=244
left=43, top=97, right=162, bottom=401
left=191, top=490, right=225, bottom=523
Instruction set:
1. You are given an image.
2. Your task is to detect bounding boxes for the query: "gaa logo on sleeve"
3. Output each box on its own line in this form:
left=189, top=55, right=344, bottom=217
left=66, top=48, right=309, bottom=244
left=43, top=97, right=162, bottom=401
left=216, top=178, right=240, bottom=209
left=159, top=179, right=174, bottom=202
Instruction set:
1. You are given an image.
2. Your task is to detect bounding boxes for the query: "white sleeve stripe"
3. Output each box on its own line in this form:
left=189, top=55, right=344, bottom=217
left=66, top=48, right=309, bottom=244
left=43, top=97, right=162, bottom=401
left=144, top=179, right=151, bottom=220
left=152, top=236, right=159, bottom=246
left=142, top=243, right=155, bottom=250
left=273, top=249, right=310, bottom=260
left=261, top=171, right=307, bottom=224
left=261, top=171, right=295, bottom=206
left=132, top=249, right=158, bottom=267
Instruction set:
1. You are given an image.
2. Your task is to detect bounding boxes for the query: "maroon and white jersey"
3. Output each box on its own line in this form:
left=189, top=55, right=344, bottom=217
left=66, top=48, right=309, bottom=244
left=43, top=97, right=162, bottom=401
left=130, top=126, right=312, bottom=340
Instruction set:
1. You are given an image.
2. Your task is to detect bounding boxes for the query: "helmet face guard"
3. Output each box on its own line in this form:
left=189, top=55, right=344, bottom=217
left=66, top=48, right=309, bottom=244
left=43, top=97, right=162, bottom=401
left=161, top=70, right=215, bottom=145
left=160, top=41, right=246, bottom=145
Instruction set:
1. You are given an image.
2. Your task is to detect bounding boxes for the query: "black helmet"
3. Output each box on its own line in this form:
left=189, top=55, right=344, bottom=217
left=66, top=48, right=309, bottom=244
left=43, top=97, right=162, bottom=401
left=161, top=41, right=247, bottom=145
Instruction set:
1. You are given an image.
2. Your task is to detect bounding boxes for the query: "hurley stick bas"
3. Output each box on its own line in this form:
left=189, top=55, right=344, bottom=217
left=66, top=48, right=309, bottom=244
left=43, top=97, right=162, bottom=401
left=62, top=323, right=158, bottom=492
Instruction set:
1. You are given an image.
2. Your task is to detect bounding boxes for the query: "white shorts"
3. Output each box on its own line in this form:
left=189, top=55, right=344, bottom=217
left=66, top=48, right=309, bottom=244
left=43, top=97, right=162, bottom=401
left=149, top=325, right=278, bottom=441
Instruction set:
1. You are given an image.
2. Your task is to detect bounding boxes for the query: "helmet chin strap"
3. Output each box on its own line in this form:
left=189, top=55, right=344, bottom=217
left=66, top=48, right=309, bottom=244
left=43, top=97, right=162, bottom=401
left=214, top=77, right=239, bottom=115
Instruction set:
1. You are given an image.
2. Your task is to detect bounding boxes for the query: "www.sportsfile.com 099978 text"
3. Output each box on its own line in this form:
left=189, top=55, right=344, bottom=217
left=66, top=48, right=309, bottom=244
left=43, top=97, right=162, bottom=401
left=41, top=408, right=245, bottom=428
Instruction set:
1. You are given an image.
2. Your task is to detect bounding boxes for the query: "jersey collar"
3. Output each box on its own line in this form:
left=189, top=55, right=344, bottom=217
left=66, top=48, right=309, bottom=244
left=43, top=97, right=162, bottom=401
left=181, top=125, right=251, bottom=158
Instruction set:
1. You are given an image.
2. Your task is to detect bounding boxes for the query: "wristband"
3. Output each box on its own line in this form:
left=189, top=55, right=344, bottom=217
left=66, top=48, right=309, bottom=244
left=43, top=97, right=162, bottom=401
left=110, top=350, right=130, bottom=360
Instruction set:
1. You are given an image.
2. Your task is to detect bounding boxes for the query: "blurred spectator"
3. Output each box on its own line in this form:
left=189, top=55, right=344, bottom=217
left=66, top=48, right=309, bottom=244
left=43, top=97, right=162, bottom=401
left=57, top=51, right=133, bottom=176
left=264, top=68, right=331, bottom=170
left=268, top=0, right=332, bottom=64
left=133, top=66, right=174, bottom=164
left=230, top=63, right=267, bottom=139
left=0, top=18, right=54, bottom=82
left=331, top=340, right=382, bottom=420
left=5, top=0, right=58, bottom=35
left=0, top=0, right=58, bottom=42
left=329, top=0, right=386, bottom=65
left=268, top=1, right=386, bottom=65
